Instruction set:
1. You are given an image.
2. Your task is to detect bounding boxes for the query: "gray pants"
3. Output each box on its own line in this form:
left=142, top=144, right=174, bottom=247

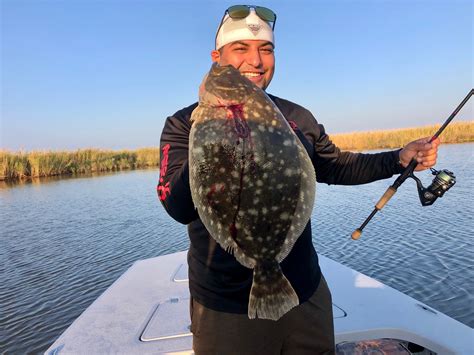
left=190, top=275, right=335, bottom=355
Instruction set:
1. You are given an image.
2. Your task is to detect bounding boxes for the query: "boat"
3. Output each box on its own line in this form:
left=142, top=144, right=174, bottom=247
left=45, top=250, right=473, bottom=354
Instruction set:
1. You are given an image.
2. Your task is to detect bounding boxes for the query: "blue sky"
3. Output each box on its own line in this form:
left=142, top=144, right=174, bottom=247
left=1, top=0, right=472, bottom=151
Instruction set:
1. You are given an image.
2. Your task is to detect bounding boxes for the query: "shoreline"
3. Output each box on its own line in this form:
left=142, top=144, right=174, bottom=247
left=2, top=122, right=472, bottom=182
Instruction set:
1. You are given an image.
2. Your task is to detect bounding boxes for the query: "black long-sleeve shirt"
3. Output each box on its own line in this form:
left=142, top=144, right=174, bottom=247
left=158, top=94, right=403, bottom=313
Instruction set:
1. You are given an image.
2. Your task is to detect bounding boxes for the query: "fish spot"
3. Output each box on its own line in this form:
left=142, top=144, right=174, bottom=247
left=248, top=209, right=258, bottom=216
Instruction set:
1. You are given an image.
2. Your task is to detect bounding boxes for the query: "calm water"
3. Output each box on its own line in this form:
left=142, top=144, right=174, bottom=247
left=1, top=143, right=472, bottom=354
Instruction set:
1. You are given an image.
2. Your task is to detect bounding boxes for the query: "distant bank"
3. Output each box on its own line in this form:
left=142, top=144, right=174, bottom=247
left=330, top=121, right=473, bottom=151
left=1, top=121, right=472, bottom=181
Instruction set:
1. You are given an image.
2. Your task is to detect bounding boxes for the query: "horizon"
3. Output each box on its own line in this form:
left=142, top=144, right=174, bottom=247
left=2, top=120, right=472, bottom=153
left=1, top=0, right=472, bottom=151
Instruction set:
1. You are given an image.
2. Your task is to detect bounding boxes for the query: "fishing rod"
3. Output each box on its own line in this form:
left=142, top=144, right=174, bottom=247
left=352, top=89, right=473, bottom=240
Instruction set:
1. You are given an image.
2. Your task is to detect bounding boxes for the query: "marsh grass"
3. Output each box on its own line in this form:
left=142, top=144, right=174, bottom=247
left=330, top=121, right=473, bottom=151
left=1, top=122, right=472, bottom=181
left=0, top=148, right=160, bottom=181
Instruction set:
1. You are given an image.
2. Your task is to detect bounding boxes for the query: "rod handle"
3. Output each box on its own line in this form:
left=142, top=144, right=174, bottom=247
left=375, top=186, right=397, bottom=210
left=351, top=229, right=362, bottom=240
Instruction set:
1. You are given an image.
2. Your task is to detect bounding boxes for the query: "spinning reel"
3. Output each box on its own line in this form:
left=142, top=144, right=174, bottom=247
left=412, top=168, right=456, bottom=206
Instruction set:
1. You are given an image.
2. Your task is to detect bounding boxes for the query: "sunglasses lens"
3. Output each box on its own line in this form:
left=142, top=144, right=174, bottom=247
left=227, top=5, right=250, bottom=19
left=255, top=6, right=276, bottom=22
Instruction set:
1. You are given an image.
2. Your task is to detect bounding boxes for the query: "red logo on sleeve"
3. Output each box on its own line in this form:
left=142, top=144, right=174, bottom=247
left=157, top=144, right=171, bottom=201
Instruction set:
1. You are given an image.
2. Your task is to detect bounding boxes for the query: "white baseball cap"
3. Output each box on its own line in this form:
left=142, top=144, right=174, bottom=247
left=215, top=7, right=275, bottom=50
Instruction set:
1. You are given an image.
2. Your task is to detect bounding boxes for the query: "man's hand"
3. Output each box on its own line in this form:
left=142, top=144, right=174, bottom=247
left=399, top=137, right=440, bottom=171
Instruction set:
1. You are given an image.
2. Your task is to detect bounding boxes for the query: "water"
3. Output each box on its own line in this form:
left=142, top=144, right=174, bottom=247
left=1, top=143, right=472, bottom=354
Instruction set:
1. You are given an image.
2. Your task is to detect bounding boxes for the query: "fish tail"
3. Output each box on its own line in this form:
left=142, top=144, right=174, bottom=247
left=248, top=260, right=299, bottom=321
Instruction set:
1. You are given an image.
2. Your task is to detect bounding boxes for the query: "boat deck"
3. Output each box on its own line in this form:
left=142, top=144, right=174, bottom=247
left=45, top=251, right=473, bottom=354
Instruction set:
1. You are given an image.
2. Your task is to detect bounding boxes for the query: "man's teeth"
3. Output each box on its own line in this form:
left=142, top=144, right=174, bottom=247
left=242, top=72, right=261, bottom=78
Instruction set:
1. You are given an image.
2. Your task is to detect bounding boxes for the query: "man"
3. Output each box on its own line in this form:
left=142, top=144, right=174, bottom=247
left=158, top=5, right=439, bottom=354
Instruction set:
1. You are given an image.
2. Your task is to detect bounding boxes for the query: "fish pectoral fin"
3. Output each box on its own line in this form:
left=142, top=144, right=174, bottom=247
left=248, top=260, right=299, bottom=321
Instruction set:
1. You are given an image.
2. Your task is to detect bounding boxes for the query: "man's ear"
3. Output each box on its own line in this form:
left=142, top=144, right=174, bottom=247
left=211, top=50, right=220, bottom=63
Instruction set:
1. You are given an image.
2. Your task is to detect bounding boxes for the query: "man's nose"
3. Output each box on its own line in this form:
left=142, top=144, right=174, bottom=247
left=245, top=49, right=262, bottom=67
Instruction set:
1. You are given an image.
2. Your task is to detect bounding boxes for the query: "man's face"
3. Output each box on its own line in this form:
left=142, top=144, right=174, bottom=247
left=211, top=40, right=275, bottom=90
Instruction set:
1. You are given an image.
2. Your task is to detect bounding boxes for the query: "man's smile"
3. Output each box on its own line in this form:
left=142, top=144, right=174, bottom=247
left=241, top=71, right=264, bottom=83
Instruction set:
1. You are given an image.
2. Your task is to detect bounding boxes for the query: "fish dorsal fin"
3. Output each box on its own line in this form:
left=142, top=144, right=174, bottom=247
left=276, top=142, right=316, bottom=262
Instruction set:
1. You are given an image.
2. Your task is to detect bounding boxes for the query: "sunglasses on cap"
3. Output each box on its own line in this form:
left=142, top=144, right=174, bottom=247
left=217, top=5, right=277, bottom=32
left=227, top=5, right=276, bottom=28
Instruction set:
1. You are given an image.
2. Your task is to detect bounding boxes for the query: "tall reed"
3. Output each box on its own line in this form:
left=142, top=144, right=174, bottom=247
left=330, top=121, right=473, bottom=151
left=0, top=148, right=160, bottom=181
left=1, top=121, right=472, bottom=181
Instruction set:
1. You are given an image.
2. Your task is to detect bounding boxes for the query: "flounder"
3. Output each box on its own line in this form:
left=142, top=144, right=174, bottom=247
left=189, top=63, right=316, bottom=320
